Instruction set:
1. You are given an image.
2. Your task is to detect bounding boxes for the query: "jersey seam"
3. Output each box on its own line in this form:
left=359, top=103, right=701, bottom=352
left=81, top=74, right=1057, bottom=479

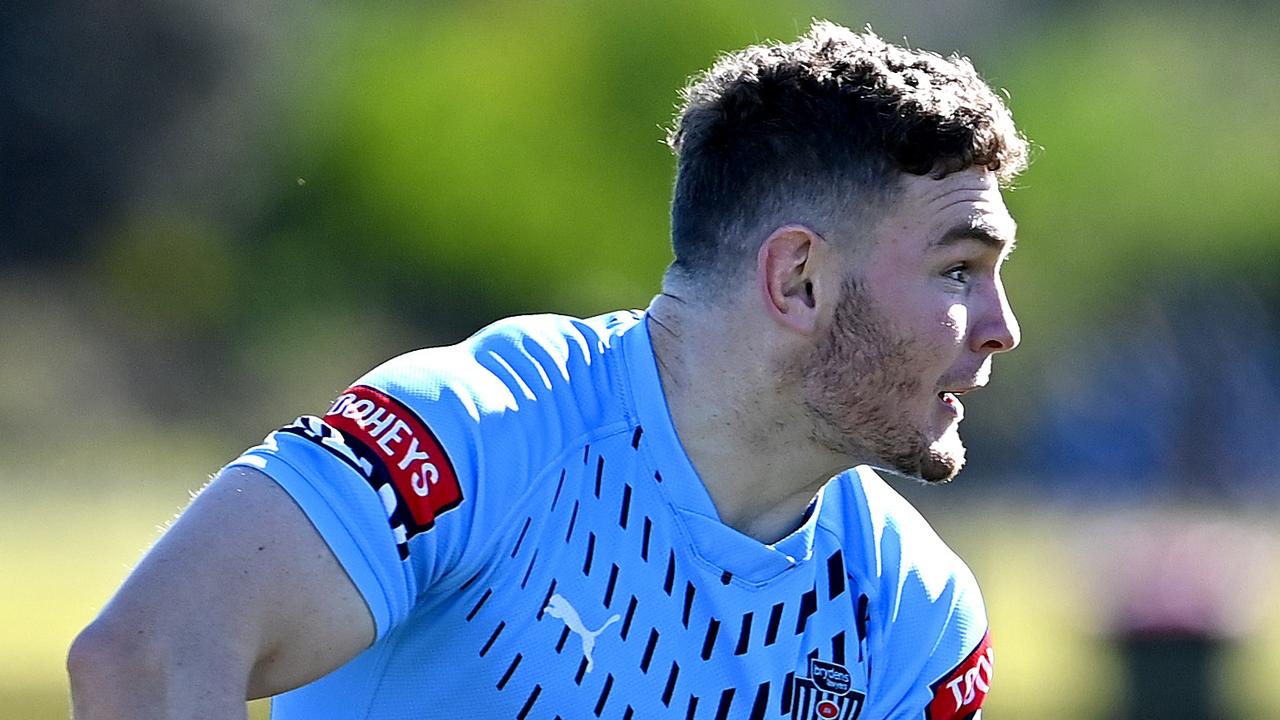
left=816, top=477, right=887, bottom=714
left=369, top=421, right=633, bottom=714
left=608, top=316, right=719, bottom=583
left=611, top=314, right=814, bottom=588
left=630, top=438, right=824, bottom=588
left=428, top=417, right=636, bottom=597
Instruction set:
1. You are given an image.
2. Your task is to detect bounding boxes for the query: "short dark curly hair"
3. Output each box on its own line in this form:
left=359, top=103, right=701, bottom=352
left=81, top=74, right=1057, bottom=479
left=666, top=21, right=1028, bottom=291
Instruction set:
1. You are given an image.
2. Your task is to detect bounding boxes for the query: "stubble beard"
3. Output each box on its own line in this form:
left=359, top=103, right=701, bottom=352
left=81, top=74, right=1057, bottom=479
left=799, top=279, right=966, bottom=484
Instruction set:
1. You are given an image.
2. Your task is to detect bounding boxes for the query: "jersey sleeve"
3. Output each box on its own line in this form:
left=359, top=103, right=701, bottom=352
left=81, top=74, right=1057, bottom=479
left=224, top=320, right=595, bottom=641
left=875, top=559, right=993, bottom=720
left=849, top=469, right=995, bottom=720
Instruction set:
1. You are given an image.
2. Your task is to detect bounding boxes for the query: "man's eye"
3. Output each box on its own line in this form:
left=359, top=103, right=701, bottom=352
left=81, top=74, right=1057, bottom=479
left=944, top=264, right=970, bottom=283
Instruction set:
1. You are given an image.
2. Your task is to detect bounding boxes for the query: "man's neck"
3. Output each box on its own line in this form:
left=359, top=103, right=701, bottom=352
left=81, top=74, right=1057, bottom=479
left=645, top=293, right=848, bottom=544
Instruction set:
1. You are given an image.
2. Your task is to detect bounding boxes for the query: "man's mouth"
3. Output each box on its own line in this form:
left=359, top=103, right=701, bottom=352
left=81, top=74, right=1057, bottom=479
left=937, top=384, right=982, bottom=416
left=938, top=382, right=984, bottom=398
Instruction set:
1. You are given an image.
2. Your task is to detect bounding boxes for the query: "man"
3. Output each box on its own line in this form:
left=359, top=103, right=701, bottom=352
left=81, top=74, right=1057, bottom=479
left=70, top=21, right=1026, bottom=719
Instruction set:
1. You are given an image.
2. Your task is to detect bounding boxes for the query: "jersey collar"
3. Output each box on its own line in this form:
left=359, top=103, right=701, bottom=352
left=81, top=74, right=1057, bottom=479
left=618, top=310, right=822, bottom=584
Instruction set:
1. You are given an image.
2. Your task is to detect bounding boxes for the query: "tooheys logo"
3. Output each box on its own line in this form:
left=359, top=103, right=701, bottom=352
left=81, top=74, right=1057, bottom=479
left=927, top=631, right=993, bottom=720
left=324, top=385, right=463, bottom=551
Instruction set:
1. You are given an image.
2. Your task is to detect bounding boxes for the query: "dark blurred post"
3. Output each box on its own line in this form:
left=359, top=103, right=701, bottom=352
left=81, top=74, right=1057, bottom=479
left=1118, top=633, right=1220, bottom=720
left=1088, top=511, right=1273, bottom=720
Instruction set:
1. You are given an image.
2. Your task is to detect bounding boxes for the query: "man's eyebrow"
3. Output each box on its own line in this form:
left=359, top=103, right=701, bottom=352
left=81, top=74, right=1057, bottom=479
left=931, top=221, right=1017, bottom=252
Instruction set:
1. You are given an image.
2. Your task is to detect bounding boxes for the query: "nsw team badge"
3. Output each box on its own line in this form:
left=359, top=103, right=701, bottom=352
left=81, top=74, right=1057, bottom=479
left=791, top=658, right=864, bottom=720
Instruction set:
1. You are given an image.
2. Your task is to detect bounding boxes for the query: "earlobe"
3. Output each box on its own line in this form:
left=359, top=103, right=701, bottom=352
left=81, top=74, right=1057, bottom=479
left=758, top=225, right=824, bottom=335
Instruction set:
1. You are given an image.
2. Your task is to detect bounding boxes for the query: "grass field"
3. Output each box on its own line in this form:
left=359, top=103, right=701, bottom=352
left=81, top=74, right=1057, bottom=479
left=5, top=484, right=1277, bottom=719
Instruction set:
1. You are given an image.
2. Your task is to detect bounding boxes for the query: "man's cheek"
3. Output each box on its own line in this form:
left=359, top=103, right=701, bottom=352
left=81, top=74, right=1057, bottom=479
left=943, top=303, right=967, bottom=339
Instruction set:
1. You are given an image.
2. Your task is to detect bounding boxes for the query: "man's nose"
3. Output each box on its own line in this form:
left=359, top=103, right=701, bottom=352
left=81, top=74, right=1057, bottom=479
left=971, top=281, right=1020, bottom=353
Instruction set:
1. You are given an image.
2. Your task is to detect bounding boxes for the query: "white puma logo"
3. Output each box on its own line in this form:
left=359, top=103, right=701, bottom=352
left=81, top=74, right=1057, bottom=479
left=543, top=593, right=620, bottom=673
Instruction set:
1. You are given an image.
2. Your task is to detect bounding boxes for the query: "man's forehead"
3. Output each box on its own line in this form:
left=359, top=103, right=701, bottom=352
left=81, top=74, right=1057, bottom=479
left=914, top=171, right=1016, bottom=246
left=865, top=169, right=1018, bottom=256
left=899, top=166, right=1000, bottom=199
left=896, top=168, right=1007, bottom=213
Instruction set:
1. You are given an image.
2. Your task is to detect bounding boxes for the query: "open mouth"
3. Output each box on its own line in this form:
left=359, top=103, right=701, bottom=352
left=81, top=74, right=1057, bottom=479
left=937, top=386, right=977, bottom=413
left=938, top=384, right=981, bottom=400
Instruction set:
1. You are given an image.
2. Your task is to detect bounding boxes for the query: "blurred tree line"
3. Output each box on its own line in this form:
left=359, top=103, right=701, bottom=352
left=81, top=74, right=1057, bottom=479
left=3, top=0, right=1278, bottom=499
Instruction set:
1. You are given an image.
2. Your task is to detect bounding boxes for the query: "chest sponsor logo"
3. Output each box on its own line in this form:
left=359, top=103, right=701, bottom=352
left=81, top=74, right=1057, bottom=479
left=543, top=594, right=620, bottom=674
left=792, top=658, right=864, bottom=720
left=927, top=631, right=993, bottom=720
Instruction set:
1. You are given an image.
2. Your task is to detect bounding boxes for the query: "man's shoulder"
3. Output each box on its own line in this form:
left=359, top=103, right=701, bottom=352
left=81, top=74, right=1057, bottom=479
left=827, top=466, right=980, bottom=602
left=462, top=310, right=643, bottom=360
left=237, top=310, right=647, bottom=616
left=343, top=311, right=641, bottom=463
left=363, top=311, right=640, bottom=403
left=828, top=468, right=991, bottom=718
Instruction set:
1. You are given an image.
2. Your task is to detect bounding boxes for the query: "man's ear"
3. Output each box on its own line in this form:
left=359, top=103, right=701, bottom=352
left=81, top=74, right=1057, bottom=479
left=757, top=224, right=826, bottom=335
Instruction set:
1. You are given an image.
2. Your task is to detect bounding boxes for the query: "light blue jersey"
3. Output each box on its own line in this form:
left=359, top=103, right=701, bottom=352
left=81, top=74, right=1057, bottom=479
left=230, top=311, right=992, bottom=720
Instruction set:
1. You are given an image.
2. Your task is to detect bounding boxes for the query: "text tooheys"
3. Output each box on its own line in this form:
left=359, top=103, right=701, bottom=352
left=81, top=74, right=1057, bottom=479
left=325, top=385, right=462, bottom=532
left=927, top=632, right=993, bottom=720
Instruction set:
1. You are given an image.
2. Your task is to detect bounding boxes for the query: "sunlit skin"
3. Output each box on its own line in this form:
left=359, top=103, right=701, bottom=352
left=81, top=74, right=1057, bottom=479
left=648, top=168, right=1019, bottom=543
left=801, top=167, right=1021, bottom=483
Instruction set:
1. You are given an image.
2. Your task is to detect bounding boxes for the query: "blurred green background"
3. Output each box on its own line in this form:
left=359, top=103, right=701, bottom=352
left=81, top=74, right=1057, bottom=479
left=4, top=1, right=1279, bottom=717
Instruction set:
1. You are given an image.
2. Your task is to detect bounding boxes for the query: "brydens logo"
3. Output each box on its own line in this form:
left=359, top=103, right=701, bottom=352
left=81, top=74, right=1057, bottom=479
left=791, top=658, right=864, bottom=720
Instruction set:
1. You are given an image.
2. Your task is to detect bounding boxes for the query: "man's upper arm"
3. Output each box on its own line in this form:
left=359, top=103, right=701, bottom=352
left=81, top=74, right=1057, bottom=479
left=84, top=464, right=375, bottom=699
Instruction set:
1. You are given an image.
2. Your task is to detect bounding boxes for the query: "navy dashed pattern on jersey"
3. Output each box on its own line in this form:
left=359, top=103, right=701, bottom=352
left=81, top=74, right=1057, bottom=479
left=228, top=310, right=992, bottom=720
left=447, top=423, right=877, bottom=720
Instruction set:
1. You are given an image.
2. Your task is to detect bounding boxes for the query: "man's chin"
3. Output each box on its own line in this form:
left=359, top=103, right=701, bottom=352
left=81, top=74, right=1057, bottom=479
left=878, top=434, right=966, bottom=484
left=919, top=436, right=966, bottom=484
left=818, top=420, right=966, bottom=484
left=866, top=441, right=964, bottom=484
